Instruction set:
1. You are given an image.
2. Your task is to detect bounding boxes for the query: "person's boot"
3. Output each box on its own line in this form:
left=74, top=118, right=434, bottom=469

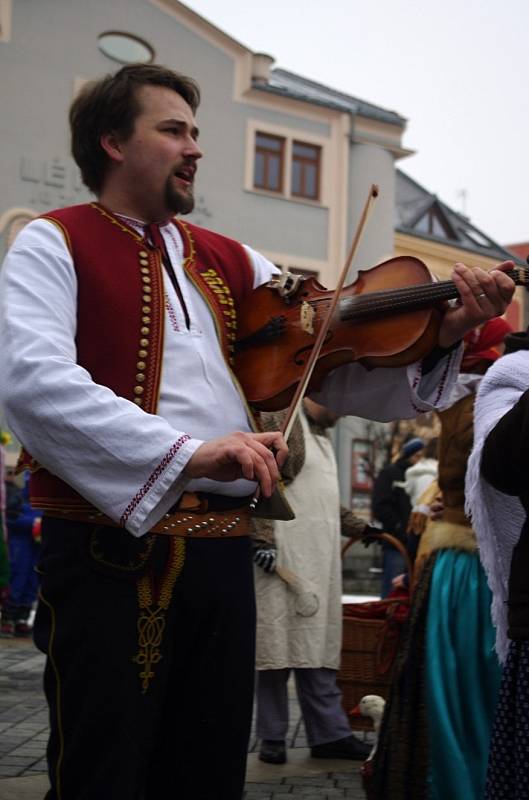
left=259, top=739, right=287, bottom=764
left=311, top=734, right=371, bottom=760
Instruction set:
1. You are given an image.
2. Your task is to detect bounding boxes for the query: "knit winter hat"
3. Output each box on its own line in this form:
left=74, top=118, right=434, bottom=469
left=401, top=437, right=424, bottom=458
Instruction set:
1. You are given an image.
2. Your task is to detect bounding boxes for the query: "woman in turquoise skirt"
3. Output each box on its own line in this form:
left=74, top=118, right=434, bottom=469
left=371, top=319, right=508, bottom=800
left=426, top=549, right=501, bottom=799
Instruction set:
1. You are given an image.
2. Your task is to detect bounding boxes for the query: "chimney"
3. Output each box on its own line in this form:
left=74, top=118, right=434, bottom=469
left=251, top=52, right=275, bottom=85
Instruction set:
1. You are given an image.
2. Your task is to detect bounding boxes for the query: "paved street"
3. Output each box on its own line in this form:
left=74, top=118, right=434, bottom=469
left=0, top=639, right=48, bottom=780
left=0, top=637, right=368, bottom=798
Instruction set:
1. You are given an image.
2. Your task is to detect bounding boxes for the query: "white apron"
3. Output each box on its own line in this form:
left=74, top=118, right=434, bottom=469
left=255, top=410, right=343, bottom=670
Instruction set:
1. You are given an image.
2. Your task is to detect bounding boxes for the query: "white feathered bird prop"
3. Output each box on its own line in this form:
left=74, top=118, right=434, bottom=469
left=349, top=694, right=386, bottom=761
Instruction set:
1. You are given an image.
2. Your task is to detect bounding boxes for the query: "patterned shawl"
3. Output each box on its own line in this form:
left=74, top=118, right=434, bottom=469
left=465, top=351, right=529, bottom=662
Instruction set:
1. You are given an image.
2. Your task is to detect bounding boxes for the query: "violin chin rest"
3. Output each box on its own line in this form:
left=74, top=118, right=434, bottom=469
left=250, top=483, right=295, bottom=521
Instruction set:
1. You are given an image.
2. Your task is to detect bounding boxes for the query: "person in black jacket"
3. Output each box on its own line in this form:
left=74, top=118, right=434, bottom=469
left=372, top=437, right=424, bottom=597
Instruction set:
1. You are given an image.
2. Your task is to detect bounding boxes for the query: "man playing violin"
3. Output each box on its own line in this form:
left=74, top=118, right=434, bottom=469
left=0, top=63, right=514, bottom=800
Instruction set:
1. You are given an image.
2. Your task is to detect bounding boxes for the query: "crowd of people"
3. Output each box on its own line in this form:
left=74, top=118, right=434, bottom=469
left=371, top=317, right=512, bottom=800
left=0, top=60, right=525, bottom=800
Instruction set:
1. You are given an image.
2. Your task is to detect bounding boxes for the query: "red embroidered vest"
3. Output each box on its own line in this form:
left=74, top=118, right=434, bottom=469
left=21, top=203, right=254, bottom=512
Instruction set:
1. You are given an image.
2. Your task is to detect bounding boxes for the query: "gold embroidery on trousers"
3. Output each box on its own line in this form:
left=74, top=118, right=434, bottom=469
left=133, top=537, right=186, bottom=692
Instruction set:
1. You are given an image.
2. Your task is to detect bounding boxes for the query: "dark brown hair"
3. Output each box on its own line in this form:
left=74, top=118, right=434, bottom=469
left=70, top=64, right=201, bottom=194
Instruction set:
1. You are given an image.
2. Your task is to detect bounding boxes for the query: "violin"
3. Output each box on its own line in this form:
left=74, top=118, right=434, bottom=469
left=234, top=255, right=528, bottom=412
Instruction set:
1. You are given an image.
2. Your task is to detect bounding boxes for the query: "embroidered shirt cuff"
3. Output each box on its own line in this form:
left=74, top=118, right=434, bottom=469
left=409, top=343, right=463, bottom=413
left=122, top=437, right=203, bottom=537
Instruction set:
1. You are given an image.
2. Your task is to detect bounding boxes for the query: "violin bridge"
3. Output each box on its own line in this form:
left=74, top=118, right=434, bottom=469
left=300, top=301, right=315, bottom=335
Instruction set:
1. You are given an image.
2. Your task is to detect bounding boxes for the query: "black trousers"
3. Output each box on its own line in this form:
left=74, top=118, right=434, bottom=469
left=34, top=517, right=256, bottom=800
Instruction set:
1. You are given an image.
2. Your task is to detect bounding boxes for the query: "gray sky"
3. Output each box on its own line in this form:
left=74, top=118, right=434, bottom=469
left=186, top=0, right=528, bottom=248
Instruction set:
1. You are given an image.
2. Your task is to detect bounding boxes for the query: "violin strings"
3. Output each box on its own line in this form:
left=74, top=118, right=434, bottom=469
left=337, top=265, right=528, bottom=321
left=338, top=282, right=457, bottom=320
left=307, top=265, right=528, bottom=323
left=309, top=283, right=453, bottom=319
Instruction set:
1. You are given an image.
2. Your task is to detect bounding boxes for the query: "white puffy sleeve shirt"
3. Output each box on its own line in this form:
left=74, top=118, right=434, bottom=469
left=0, top=219, right=461, bottom=536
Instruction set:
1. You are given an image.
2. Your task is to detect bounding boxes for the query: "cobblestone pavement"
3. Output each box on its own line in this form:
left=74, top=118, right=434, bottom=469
left=0, top=638, right=48, bottom=780
left=0, top=637, right=367, bottom=798
left=244, top=772, right=365, bottom=799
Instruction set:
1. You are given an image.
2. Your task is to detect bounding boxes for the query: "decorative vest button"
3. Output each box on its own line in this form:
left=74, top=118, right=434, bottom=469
left=134, top=386, right=144, bottom=395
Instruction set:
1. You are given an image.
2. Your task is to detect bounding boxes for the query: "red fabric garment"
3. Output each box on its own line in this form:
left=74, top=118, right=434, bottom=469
left=461, top=317, right=513, bottom=371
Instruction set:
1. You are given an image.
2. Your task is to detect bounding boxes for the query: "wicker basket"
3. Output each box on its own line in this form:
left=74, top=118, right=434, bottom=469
left=338, top=532, right=411, bottom=731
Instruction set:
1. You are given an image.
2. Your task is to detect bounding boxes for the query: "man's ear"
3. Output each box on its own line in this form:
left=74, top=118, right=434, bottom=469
left=100, top=132, right=124, bottom=164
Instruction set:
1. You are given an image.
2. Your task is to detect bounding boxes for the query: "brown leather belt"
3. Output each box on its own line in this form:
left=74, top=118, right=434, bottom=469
left=44, top=492, right=251, bottom=538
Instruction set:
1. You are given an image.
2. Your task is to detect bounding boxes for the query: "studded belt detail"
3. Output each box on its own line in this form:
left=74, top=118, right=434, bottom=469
left=152, top=507, right=249, bottom=537
left=44, top=505, right=250, bottom=538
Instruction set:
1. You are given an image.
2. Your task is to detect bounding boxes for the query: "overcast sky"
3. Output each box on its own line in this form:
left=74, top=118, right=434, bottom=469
left=185, top=0, right=528, bottom=247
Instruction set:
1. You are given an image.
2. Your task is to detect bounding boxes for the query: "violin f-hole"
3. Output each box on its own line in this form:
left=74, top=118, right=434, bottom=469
left=293, top=330, right=333, bottom=366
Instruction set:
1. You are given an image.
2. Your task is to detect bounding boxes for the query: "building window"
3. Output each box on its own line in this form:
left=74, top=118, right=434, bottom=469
left=291, top=141, right=321, bottom=200
left=98, top=31, right=154, bottom=65
left=252, top=130, right=323, bottom=202
left=254, top=133, right=285, bottom=193
left=415, top=208, right=454, bottom=240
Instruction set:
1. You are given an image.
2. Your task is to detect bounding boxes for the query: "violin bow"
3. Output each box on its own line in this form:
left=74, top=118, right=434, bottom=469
left=249, top=183, right=379, bottom=517
left=280, top=183, right=379, bottom=441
